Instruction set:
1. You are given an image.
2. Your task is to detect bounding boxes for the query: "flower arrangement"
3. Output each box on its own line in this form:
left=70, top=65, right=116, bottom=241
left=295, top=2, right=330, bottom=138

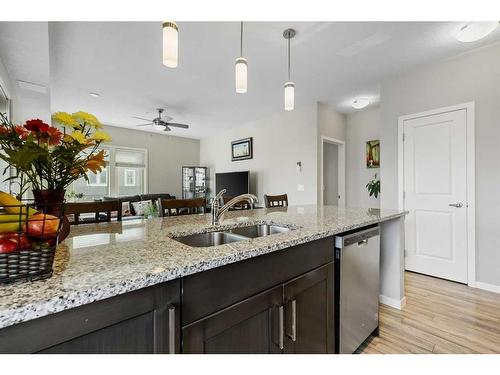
left=0, top=111, right=111, bottom=197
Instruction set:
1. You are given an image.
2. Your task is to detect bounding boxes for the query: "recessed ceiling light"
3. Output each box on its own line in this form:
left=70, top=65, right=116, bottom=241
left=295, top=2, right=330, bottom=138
left=456, top=22, right=499, bottom=43
left=89, top=92, right=100, bottom=97
left=352, top=98, right=370, bottom=109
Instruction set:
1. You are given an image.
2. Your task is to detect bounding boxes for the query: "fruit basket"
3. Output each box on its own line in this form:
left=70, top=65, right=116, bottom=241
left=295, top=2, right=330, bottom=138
left=0, top=200, right=65, bottom=284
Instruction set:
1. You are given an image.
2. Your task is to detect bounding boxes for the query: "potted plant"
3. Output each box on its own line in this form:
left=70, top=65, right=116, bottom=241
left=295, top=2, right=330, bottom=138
left=366, top=173, right=380, bottom=199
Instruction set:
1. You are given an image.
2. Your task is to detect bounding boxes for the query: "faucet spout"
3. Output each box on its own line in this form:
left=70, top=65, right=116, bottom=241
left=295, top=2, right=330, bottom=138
left=210, top=191, right=258, bottom=226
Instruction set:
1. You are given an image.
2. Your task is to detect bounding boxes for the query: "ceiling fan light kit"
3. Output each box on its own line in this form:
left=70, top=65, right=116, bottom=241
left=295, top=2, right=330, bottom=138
left=163, top=21, right=178, bottom=68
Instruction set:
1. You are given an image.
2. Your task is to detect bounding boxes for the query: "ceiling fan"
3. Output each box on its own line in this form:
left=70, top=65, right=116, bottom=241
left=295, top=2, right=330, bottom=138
left=133, top=108, right=189, bottom=131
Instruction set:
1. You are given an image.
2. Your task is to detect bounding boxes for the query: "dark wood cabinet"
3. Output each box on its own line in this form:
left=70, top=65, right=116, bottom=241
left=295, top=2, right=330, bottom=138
left=0, top=280, right=181, bottom=354
left=182, top=286, right=283, bottom=354
left=283, top=262, right=335, bottom=354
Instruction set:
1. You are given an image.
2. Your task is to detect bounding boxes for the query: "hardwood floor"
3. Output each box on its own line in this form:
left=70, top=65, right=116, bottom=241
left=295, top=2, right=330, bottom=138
left=359, top=271, right=500, bottom=354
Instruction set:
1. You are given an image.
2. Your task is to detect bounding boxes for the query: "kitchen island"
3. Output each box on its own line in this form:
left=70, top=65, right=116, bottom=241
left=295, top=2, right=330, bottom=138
left=0, top=205, right=406, bottom=353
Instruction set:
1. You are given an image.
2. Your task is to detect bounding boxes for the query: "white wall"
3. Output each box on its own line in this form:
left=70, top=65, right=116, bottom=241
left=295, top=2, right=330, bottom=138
left=103, top=125, right=200, bottom=198
left=379, top=42, right=500, bottom=287
left=346, top=106, right=381, bottom=208
left=200, top=104, right=318, bottom=206
left=323, top=142, right=338, bottom=205
left=317, top=102, right=346, bottom=205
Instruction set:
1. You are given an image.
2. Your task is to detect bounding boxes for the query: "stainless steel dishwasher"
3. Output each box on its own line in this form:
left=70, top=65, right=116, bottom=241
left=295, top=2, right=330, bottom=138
left=335, top=226, right=380, bottom=354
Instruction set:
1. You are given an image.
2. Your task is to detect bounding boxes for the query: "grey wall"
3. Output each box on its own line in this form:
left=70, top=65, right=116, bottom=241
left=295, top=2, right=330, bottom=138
left=380, top=42, right=500, bottom=287
left=323, top=142, right=338, bottom=205
left=200, top=104, right=318, bottom=205
left=103, top=125, right=200, bottom=198
left=346, top=106, right=381, bottom=208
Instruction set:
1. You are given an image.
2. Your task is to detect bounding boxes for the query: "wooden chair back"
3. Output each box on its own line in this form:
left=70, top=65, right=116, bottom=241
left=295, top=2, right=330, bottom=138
left=222, top=195, right=253, bottom=210
left=65, top=200, right=122, bottom=225
left=158, top=198, right=206, bottom=217
left=264, top=194, right=288, bottom=208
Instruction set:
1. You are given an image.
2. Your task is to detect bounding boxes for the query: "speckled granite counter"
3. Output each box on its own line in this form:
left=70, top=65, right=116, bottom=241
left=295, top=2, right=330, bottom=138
left=0, top=205, right=405, bottom=329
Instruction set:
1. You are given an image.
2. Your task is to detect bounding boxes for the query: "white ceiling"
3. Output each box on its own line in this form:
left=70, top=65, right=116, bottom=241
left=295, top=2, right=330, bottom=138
left=2, top=22, right=500, bottom=139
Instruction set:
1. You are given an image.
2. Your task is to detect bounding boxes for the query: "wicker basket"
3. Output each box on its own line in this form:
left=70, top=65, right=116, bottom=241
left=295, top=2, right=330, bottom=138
left=0, top=201, right=64, bottom=284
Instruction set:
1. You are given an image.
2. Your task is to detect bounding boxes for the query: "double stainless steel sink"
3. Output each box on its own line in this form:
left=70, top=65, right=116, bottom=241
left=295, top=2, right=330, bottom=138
left=172, top=224, right=290, bottom=247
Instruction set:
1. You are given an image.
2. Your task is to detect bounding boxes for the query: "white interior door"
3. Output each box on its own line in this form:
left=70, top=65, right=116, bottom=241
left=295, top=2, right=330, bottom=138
left=403, top=109, right=468, bottom=283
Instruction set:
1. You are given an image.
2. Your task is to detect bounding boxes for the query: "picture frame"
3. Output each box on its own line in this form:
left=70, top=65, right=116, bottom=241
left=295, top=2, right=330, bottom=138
left=231, top=137, right=253, bottom=161
left=366, top=139, right=380, bottom=168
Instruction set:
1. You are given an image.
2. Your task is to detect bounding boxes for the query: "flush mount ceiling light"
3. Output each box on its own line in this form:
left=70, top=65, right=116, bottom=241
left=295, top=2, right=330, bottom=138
left=283, top=28, right=296, bottom=111
left=456, top=22, right=499, bottom=43
left=89, top=92, right=100, bottom=98
left=163, top=21, right=178, bottom=68
left=235, top=22, right=248, bottom=94
left=352, top=98, right=370, bottom=109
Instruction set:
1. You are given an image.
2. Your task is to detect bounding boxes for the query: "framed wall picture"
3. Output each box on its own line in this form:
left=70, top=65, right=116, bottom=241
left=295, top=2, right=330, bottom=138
left=366, top=139, right=380, bottom=168
left=231, top=137, right=253, bottom=161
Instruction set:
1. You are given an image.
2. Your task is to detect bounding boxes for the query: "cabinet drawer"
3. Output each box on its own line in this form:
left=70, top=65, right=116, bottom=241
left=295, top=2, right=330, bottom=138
left=182, top=236, right=334, bottom=326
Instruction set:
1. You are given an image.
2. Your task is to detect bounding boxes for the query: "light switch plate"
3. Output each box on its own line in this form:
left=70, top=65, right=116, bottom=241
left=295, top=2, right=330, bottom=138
left=297, top=184, right=304, bottom=191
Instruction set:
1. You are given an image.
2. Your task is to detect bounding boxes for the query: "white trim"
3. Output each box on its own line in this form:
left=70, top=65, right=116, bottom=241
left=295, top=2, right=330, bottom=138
left=379, top=295, right=407, bottom=310
left=475, top=282, right=500, bottom=294
left=397, top=102, right=476, bottom=287
left=320, top=136, right=346, bottom=208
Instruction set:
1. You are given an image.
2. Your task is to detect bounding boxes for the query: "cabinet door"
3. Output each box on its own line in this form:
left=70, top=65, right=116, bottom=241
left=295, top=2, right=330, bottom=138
left=283, top=262, right=335, bottom=354
left=182, top=286, right=283, bottom=354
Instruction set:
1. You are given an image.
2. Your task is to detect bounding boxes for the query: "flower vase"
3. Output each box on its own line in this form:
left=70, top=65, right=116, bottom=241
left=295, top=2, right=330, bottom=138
left=32, top=189, right=71, bottom=242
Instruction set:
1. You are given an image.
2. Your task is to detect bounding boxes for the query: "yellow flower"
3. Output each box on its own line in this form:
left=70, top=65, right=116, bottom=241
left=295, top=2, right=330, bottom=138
left=70, top=130, right=87, bottom=144
left=91, top=130, right=112, bottom=143
left=72, top=111, right=102, bottom=128
left=52, top=112, right=80, bottom=129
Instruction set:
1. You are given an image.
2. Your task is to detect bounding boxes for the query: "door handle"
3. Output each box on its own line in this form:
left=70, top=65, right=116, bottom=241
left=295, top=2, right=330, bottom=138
left=286, top=299, right=297, bottom=342
left=168, top=305, right=176, bottom=354
left=448, top=202, right=463, bottom=208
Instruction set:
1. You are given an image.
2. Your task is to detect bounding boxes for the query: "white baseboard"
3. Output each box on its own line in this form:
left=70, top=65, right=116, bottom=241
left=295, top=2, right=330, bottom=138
left=379, top=295, right=406, bottom=310
left=475, top=281, right=500, bottom=294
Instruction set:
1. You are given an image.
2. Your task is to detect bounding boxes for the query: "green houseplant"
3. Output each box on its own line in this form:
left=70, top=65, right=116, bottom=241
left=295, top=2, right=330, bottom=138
left=366, top=173, right=380, bottom=199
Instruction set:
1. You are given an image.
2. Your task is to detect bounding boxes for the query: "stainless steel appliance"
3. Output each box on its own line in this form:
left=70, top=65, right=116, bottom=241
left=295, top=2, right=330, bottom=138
left=335, top=226, right=380, bottom=354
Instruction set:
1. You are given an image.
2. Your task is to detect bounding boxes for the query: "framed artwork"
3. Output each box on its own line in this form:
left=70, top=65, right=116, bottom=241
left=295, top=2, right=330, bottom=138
left=231, top=137, right=253, bottom=161
left=366, top=139, right=380, bottom=168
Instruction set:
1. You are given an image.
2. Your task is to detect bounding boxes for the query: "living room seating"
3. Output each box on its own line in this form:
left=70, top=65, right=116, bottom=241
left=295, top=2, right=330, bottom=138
left=264, top=193, right=288, bottom=208
left=158, top=198, right=206, bottom=217
left=65, top=200, right=122, bottom=225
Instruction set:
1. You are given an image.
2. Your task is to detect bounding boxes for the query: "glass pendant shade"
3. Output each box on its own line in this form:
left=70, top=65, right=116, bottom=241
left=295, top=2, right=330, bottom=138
left=284, top=82, right=295, bottom=111
left=235, top=57, right=248, bottom=93
left=163, top=22, right=178, bottom=68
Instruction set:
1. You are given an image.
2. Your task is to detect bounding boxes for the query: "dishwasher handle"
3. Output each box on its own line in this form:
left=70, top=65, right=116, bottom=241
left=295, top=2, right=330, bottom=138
left=335, top=226, right=379, bottom=248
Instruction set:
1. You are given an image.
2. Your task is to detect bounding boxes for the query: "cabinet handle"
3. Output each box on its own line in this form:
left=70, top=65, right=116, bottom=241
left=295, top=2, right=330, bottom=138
left=168, top=305, right=176, bottom=354
left=278, top=305, right=284, bottom=350
left=289, top=299, right=297, bottom=342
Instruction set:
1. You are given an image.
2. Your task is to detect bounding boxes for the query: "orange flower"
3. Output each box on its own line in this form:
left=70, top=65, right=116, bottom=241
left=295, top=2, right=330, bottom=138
left=86, top=150, right=106, bottom=174
left=39, top=127, right=63, bottom=146
left=14, top=125, right=29, bottom=140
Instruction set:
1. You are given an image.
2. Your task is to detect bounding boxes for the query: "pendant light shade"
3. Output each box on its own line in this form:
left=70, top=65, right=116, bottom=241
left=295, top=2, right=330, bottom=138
left=235, top=22, right=247, bottom=93
left=163, top=21, right=178, bottom=68
left=235, top=57, right=248, bottom=93
left=283, top=29, right=296, bottom=111
left=284, top=82, right=295, bottom=111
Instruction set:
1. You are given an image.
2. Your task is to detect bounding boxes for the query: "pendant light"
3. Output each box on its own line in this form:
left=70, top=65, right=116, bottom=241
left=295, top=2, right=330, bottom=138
left=163, top=21, right=178, bottom=68
left=235, top=22, right=248, bottom=93
left=283, top=29, right=296, bottom=111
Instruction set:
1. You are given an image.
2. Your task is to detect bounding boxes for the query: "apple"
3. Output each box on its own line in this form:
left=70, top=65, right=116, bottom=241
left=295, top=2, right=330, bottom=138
left=0, top=238, right=18, bottom=254
left=0, top=232, right=32, bottom=250
left=23, top=214, right=60, bottom=239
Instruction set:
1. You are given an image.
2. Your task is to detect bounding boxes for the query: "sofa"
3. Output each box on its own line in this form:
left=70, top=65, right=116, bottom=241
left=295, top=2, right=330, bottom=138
left=102, top=193, right=176, bottom=220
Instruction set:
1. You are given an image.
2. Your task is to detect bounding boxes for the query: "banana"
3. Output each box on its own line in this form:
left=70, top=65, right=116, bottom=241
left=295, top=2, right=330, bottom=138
left=0, top=191, right=38, bottom=216
left=0, top=214, right=27, bottom=223
left=0, top=221, right=22, bottom=233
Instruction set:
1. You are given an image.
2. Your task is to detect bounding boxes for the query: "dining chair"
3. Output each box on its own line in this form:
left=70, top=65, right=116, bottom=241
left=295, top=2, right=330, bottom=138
left=65, top=200, right=122, bottom=225
left=158, top=198, right=206, bottom=217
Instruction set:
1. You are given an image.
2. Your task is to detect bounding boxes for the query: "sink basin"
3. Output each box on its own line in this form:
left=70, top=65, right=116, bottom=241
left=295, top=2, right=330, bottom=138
left=173, top=231, right=247, bottom=247
left=230, top=224, right=290, bottom=238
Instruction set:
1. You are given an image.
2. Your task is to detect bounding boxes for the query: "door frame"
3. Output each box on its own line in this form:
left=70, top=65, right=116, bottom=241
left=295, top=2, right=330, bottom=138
left=320, top=136, right=346, bottom=208
left=397, top=102, right=476, bottom=287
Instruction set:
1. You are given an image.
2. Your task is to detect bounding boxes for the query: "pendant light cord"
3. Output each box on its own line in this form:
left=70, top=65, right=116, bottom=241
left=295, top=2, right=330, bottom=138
left=287, top=36, right=291, bottom=81
left=240, top=21, right=243, bottom=57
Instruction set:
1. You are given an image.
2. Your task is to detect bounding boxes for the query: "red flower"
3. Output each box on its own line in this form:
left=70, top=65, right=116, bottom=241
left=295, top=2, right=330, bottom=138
left=14, top=125, right=29, bottom=140
left=0, top=126, right=8, bottom=136
left=45, top=126, right=63, bottom=146
left=25, top=119, right=49, bottom=132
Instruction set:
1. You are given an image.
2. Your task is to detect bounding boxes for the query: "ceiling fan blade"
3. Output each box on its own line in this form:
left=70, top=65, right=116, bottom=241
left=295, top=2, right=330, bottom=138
left=135, top=123, right=153, bottom=127
left=166, top=122, right=189, bottom=129
left=132, top=116, right=153, bottom=122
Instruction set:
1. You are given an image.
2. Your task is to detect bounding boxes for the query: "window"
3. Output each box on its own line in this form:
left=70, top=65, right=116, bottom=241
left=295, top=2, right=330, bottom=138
left=124, top=169, right=136, bottom=186
left=68, top=146, right=147, bottom=200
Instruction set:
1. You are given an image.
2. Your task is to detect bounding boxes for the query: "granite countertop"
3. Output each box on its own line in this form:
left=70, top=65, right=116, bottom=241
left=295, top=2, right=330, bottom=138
left=0, top=205, right=405, bottom=329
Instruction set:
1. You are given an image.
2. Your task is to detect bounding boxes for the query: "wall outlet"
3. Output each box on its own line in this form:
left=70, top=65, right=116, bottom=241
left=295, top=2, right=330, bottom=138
left=297, top=184, right=305, bottom=191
